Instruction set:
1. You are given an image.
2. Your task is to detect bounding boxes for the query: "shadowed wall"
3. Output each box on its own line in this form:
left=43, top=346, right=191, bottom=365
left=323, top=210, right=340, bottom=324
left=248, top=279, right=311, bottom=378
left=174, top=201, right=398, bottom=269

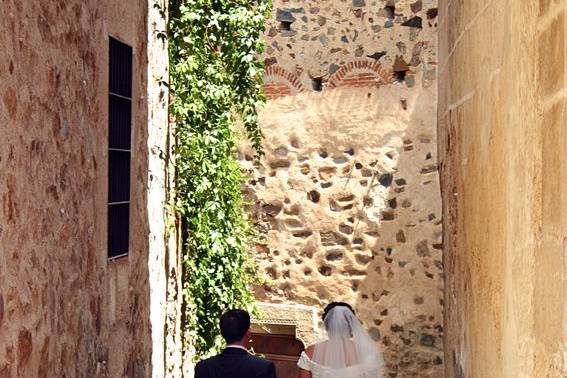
left=438, top=0, right=567, bottom=376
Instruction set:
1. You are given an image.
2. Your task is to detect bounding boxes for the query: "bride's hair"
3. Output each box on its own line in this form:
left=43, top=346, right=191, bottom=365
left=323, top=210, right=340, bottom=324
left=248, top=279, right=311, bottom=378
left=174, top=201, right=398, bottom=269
left=323, top=302, right=355, bottom=322
left=322, top=302, right=356, bottom=337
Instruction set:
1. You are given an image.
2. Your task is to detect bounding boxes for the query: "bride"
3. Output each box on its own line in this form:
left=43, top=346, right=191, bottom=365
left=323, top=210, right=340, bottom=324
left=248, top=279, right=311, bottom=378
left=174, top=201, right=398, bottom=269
left=297, top=302, right=383, bottom=378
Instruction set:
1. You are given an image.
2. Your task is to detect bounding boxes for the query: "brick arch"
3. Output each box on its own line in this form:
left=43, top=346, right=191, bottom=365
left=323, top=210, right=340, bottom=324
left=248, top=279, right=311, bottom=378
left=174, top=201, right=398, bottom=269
left=327, top=59, right=393, bottom=89
left=263, top=65, right=305, bottom=100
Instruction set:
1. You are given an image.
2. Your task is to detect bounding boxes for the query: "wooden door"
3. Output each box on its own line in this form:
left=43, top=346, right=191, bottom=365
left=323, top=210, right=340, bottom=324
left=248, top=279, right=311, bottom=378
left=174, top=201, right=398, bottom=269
left=251, top=333, right=304, bottom=378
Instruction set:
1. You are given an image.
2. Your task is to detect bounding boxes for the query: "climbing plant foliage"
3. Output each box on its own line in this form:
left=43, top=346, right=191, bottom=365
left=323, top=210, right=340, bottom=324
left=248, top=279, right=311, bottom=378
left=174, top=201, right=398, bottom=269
left=168, top=0, right=271, bottom=357
left=167, top=0, right=271, bottom=357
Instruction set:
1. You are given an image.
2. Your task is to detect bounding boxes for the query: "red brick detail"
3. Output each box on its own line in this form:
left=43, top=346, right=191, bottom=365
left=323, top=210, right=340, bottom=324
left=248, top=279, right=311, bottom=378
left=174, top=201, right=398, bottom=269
left=328, top=59, right=393, bottom=88
left=263, top=82, right=293, bottom=100
left=263, top=65, right=304, bottom=99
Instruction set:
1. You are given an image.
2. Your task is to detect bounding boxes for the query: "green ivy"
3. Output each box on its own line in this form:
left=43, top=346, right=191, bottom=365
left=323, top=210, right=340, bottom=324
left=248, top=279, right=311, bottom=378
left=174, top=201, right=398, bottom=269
left=168, top=0, right=271, bottom=358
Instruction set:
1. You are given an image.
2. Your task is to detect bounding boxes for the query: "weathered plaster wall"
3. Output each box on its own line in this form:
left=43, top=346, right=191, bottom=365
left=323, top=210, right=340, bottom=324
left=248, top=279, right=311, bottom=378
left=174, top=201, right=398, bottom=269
left=438, top=0, right=567, bottom=377
left=0, top=1, right=176, bottom=376
left=147, top=1, right=186, bottom=377
left=241, top=0, right=443, bottom=376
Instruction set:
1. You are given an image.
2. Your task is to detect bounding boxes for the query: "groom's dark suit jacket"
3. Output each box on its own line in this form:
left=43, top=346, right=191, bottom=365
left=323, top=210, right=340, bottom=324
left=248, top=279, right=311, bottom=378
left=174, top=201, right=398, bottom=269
left=195, top=347, right=276, bottom=378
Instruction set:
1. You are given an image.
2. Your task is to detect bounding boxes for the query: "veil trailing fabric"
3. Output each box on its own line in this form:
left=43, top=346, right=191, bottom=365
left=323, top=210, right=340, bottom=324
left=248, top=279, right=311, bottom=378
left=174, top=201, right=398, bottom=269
left=308, top=306, right=383, bottom=377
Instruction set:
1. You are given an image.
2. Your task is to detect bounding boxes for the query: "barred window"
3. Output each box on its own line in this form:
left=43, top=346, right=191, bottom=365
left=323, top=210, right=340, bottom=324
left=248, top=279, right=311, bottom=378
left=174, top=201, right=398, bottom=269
left=107, top=37, right=133, bottom=259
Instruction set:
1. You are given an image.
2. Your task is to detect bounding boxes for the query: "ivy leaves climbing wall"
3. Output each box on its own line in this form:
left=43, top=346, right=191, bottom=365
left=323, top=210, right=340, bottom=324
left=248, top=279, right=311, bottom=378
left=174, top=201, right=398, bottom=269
left=168, top=0, right=271, bottom=357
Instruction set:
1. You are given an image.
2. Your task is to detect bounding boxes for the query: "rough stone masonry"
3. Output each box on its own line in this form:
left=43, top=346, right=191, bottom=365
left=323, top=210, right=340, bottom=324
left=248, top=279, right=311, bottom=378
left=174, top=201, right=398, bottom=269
left=239, top=0, right=443, bottom=377
left=0, top=0, right=180, bottom=376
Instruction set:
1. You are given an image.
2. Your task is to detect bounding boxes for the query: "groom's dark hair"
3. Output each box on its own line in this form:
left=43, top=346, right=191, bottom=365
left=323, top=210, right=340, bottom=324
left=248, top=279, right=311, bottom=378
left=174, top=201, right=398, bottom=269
left=220, top=309, right=251, bottom=344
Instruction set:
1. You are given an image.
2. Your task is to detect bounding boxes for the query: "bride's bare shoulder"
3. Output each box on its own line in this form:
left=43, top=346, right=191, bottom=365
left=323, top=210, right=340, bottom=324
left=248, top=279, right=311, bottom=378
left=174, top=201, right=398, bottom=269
left=305, top=345, right=315, bottom=358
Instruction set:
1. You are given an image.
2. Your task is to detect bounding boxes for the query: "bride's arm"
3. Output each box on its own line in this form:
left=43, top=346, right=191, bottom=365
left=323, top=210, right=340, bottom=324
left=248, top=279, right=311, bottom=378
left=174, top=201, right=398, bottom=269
left=298, top=346, right=315, bottom=378
left=298, top=367, right=312, bottom=378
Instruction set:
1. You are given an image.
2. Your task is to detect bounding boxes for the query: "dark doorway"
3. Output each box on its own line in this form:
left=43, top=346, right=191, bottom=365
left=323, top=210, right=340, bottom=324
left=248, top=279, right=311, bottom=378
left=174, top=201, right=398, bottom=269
left=251, top=326, right=304, bottom=378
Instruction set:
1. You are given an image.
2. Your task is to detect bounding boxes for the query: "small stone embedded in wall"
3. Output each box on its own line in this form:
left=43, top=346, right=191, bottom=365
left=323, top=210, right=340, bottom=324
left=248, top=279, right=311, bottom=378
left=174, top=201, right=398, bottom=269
left=262, top=203, right=282, bottom=217
left=274, top=146, right=288, bottom=156
left=326, top=63, right=339, bottom=76
left=421, top=164, right=437, bottom=174
left=393, top=56, right=410, bottom=82
left=320, top=231, right=349, bottom=246
left=265, top=57, right=278, bottom=66
left=382, top=3, right=395, bottom=19
left=382, top=210, right=395, bottom=221
left=308, top=66, right=327, bottom=80
left=396, top=230, right=406, bottom=243
left=318, top=265, right=332, bottom=276
left=339, top=224, right=354, bottom=234
left=367, top=51, right=386, bottom=61
left=406, top=75, right=416, bottom=87
left=416, top=240, right=430, bottom=257
left=308, top=190, right=321, bottom=203
left=369, top=327, right=381, bottom=341
left=326, top=250, right=344, bottom=261
left=420, top=334, right=435, bottom=347
left=333, top=156, right=348, bottom=164
left=427, top=8, right=438, bottom=20
left=411, top=0, right=423, bottom=13
left=293, top=230, right=313, bottom=238
left=379, top=173, right=394, bottom=187
left=389, top=198, right=397, bottom=208
left=270, top=159, right=291, bottom=169
left=276, top=9, right=296, bottom=23
left=402, top=16, right=423, bottom=28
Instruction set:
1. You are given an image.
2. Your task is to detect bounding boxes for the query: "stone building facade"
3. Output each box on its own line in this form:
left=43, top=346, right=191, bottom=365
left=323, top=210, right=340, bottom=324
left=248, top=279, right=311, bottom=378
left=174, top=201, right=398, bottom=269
left=3, top=1, right=565, bottom=377
left=439, top=0, right=567, bottom=377
left=0, top=1, right=182, bottom=377
left=240, top=0, right=444, bottom=377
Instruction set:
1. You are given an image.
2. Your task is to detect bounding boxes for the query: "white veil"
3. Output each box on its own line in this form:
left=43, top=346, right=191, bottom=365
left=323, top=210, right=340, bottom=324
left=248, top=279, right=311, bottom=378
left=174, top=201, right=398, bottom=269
left=312, top=306, right=383, bottom=377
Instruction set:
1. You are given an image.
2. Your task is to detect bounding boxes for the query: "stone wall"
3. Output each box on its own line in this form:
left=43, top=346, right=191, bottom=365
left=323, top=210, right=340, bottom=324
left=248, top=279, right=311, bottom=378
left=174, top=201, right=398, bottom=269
left=147, top=1, right=186, bottom=377
left=0, top=1, right=177, bottom=376
left=438, top=0, right=567, bottom=377
left=240, top=0, right=443, bottom=376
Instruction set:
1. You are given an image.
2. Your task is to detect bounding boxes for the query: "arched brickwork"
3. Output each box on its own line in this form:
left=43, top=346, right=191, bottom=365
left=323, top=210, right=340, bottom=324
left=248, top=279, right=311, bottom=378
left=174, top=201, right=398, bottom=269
left=328, top=59, right=393, bottom=89
left=263, top=65, right=304, bottom=100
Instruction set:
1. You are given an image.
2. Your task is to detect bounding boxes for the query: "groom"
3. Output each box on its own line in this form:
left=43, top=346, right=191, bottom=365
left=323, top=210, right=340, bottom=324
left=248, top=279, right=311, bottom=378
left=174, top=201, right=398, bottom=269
left=195, top=309, right=277, bottom=378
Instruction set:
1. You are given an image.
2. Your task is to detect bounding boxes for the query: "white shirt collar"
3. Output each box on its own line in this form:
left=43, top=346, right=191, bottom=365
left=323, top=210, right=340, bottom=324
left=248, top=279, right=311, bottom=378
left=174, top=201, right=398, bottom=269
left=226, top=345, right=249, bottom=352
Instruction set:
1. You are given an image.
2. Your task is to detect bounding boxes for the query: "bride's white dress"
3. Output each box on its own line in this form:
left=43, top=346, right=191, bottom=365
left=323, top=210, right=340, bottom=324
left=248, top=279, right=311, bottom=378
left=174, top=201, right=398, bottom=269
left=297, top=351, right=380, bottom=378
left=296, top=306, right=383, bottom=378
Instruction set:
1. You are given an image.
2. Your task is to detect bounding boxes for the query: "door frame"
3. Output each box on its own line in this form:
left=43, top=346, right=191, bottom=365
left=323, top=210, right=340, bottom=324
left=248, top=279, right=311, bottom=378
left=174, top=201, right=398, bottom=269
left=251, top=302, right=320, bottom=347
